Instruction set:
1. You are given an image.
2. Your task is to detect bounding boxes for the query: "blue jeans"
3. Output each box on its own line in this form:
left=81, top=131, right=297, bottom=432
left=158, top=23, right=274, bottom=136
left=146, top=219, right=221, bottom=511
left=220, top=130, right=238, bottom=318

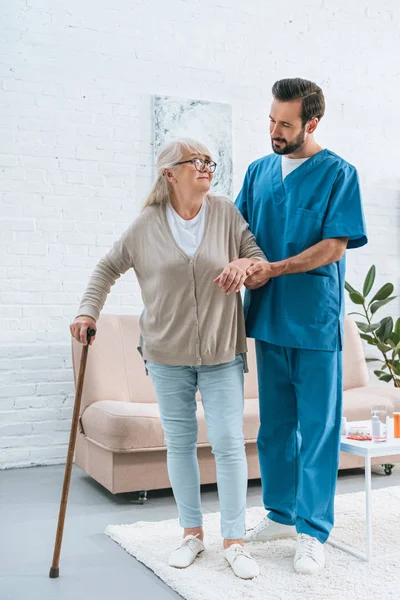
left=146, top=356, right=247, bottom=540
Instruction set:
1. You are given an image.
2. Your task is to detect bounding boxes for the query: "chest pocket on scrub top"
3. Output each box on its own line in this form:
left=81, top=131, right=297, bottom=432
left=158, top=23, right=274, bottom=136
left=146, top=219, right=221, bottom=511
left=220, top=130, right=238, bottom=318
left=286, top=207, right=325, bottom=251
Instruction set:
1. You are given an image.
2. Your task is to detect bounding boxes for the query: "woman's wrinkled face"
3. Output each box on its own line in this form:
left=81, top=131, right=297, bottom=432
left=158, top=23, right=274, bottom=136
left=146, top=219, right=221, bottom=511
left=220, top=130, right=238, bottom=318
left=166, top=153, right=214, bottom=195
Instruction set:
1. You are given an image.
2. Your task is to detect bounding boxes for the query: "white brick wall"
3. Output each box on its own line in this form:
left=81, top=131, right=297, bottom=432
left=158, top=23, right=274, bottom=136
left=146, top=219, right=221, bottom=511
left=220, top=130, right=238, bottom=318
left=1, top=1, right=399, bottom=468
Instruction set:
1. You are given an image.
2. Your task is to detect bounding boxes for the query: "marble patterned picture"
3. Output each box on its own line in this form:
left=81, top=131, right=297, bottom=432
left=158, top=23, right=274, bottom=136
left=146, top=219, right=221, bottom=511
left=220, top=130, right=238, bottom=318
left=153, top=96, right=233, bottom=199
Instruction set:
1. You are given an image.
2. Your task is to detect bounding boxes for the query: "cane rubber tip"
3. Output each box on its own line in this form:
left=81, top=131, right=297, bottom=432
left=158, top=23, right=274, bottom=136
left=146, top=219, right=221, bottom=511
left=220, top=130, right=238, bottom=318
left=49, top=567, right=59, bottom=578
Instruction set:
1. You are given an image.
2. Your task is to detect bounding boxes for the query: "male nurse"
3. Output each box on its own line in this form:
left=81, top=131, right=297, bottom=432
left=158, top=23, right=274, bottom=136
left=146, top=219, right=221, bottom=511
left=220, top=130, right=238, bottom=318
left=235, top=78, right=367, bottom=574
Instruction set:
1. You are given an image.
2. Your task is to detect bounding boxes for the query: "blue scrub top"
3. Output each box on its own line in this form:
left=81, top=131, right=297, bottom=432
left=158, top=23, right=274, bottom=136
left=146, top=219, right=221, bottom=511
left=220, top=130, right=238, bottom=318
left=235, top=149, right=368, bottom=351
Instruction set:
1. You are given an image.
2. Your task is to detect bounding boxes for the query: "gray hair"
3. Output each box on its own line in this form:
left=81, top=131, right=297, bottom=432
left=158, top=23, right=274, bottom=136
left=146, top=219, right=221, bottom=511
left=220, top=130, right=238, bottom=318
left=142, top=138, right=212, bottom=209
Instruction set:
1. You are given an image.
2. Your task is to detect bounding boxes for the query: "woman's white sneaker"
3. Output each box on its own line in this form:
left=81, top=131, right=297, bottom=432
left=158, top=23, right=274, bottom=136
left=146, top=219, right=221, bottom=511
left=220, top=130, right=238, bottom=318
left=294, top=533, right=325, bottom=574
left=224, top=544, right=260, bottom=579
left=243, top=515, right=296, bottom=542
left=168, top=535, right=205, bottom=568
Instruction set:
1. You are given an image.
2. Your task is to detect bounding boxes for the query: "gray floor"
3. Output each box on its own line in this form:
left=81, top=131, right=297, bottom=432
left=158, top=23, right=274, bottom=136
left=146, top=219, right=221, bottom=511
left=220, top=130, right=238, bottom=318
left=1, top=463, right=399, bottom=600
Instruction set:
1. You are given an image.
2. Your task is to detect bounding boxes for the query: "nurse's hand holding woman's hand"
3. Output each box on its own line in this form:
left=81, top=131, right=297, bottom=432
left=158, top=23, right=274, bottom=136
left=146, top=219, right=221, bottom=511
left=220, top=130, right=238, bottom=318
left=244, top=261, right=274, bottom=289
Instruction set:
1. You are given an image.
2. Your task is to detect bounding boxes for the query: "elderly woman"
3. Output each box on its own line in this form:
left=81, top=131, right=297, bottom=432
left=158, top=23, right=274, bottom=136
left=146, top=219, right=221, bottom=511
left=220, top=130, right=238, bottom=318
left=70, top=138, right=266, bottom=579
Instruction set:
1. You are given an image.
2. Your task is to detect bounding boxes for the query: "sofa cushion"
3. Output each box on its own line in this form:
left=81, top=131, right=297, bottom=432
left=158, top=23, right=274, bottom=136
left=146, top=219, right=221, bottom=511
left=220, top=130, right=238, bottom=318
left=81, top=401, right=164, bottom=451
left=81, top=397, right=261, bottom=452
left=343, top=317, right=369, bottom=390
left=343, top=386, right=400, bottom=421
left=354, top=385, right=400, bottom=408
left=343, top=386, right=400, bottom=422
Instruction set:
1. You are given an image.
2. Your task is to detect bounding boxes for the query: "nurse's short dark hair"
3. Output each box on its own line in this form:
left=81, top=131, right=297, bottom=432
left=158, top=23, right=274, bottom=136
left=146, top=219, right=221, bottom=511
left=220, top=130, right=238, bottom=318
left=272, top=78, right=325, bottom=126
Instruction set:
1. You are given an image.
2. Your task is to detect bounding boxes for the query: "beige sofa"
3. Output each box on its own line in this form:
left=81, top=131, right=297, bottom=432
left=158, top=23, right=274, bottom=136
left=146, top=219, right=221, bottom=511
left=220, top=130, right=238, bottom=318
left=73, top=315, right=400, bottom=494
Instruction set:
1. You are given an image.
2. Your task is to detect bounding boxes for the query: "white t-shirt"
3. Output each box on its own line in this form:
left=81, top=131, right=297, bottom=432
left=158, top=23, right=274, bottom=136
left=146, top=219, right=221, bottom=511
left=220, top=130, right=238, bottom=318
left=166, top=200, right=207, bottom=258
left=281, top=155, right=310, bottom=180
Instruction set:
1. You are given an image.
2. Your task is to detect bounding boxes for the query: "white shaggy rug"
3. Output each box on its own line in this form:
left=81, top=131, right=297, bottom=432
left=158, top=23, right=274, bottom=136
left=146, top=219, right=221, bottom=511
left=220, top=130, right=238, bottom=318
left=105, top=487, right=400, bottom=600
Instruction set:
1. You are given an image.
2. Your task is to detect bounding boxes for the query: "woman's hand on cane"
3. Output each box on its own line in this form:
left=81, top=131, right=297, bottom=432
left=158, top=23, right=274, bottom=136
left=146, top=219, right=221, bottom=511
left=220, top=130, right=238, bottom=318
left=70, top=316, right=97, bottom=345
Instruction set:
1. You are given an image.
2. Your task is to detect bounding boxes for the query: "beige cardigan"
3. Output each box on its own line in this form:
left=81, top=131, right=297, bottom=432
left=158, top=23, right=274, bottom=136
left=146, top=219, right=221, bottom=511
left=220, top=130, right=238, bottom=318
left=78, top=195, right=266, bottom=366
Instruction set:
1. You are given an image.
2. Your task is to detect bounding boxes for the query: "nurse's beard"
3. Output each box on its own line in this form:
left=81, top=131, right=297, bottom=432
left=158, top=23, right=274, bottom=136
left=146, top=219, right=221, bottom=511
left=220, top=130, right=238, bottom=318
left=271, top=128, right=306, bottom=155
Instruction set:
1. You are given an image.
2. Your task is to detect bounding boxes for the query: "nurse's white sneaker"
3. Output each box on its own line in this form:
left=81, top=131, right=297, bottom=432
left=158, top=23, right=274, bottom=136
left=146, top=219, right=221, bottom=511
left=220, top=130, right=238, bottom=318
left=243, top=514, right=296, bottom=542
left=294, top=533, right=325, bottom=574
left=224, top=544, right=260, bottom=579
left=168, top=535, right=205, bottom=568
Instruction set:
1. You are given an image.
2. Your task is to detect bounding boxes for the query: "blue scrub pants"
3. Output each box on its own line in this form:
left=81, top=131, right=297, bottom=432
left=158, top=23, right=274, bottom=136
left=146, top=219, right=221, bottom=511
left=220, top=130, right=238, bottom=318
left=146, top=355, right=248, bottom=540
left=255, top=340, right=343, bottom=544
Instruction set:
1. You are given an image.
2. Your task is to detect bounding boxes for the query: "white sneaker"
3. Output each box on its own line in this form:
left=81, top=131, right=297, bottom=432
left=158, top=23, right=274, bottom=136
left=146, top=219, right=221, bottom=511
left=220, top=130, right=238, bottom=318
left=294, top=533, right=325, bottom=574
left=168, top=535, right=205, bottom=568
left=224, top=544, right=260, bottom=579
left=243, top=514, right=296, bottom=542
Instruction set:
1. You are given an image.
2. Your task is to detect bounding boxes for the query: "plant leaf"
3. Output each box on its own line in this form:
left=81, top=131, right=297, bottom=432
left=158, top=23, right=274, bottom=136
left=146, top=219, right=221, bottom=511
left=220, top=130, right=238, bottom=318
left=374, top=369, right=391, bottom=379
left=371, top=283, right=394, bottom=303
left=370, top=296, right=397, bottom=314
left=392, top=361, right=400, bottom=376
left=395, top=318, right=400, bottom=336
left=355, top=321, right=369, bottom=333
left=377, top=342, right=392, bottom=353
left=363, top=265, right=376, bottom=297
left=356, top=321, right=380, bottom=334
left=350, top=291, right=365, bottom=305
left=375, top=316, right=393, bottom=343
left=389, top=332, right=400, bottom=345
left=374, top=371, right=393, bottom=383
left=345, top=281, right=358, bottom=295
left=359, top=333, right=376, bottom=345
left=365, top=357, right=383, bottom=363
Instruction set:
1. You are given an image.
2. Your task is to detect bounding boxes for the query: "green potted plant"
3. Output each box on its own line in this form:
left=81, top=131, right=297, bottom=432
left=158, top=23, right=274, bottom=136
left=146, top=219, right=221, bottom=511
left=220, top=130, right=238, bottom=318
left=345, top=265, right=400, bottom=388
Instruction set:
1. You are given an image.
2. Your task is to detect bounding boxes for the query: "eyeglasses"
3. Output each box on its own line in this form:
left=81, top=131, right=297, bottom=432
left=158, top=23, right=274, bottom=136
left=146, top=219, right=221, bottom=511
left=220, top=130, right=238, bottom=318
left=173, top=158, right=217, bottom=173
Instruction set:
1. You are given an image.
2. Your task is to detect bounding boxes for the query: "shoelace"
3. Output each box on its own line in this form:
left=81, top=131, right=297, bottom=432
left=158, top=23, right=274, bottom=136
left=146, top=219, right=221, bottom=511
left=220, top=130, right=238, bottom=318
left=248, top=515, right=272, bottom=534
left=297, top=534, right=320, bottom=559
left=176, top=534, right=201, bottom=554
left=228, top=545, right=253, bottom=563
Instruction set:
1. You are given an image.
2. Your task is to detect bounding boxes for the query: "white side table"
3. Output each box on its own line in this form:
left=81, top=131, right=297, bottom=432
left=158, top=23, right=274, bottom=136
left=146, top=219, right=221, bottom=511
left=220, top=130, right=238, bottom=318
left=328, top=424, right=400, bottom=561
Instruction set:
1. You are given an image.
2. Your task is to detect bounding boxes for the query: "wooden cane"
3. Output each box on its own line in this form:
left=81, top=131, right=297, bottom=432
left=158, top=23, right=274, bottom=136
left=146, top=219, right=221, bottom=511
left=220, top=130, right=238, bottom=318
left=49, top=327, right=96, bottom=578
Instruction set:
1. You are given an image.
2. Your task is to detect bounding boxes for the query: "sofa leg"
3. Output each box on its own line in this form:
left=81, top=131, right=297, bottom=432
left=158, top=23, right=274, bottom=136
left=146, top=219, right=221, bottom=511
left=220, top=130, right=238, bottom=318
left=125, top=490, right=148, bottom=504
left=383, top=464, right=395, bottom=476
left=138, top=490, right=148, bottom=504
